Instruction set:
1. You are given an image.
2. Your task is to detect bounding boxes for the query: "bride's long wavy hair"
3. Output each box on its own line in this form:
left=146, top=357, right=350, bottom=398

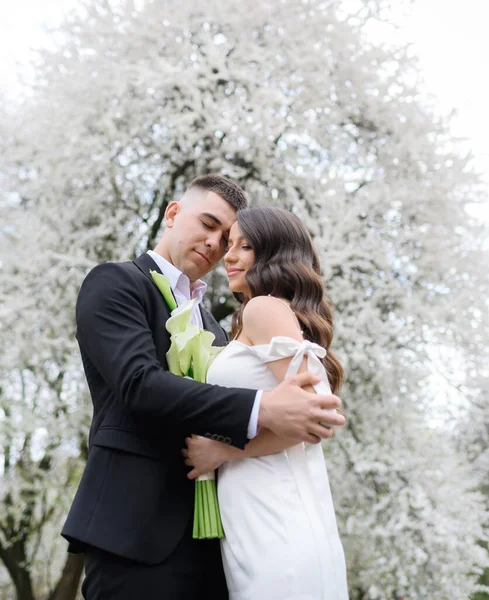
left=231, top=206, right=343, bottom=394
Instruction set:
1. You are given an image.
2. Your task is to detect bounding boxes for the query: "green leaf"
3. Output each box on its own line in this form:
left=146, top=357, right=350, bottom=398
left=150, top=270, right=177, bottom=310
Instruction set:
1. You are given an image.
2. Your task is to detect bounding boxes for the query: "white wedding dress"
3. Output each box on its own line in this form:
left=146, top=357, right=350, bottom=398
left=206, top=335, right=349, bottom=600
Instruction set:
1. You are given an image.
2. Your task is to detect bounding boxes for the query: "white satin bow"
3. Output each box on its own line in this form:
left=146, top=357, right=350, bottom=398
left=266, top=336, right=327, bottom=379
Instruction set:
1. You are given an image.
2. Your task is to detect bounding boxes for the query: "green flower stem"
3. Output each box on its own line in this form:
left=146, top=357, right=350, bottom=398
left=193, top=480, right=224, bottom=539
left=203, top=487, right=210, bottom=534
left=193, top=482, right=202, bottom=538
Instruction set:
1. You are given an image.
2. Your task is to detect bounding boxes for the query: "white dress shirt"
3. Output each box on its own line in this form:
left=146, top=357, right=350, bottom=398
left=147, top=250, right=261, bottom=439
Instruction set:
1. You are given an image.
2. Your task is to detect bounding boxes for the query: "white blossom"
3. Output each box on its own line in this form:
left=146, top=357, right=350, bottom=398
left=0, top=0, right=488, bottom=598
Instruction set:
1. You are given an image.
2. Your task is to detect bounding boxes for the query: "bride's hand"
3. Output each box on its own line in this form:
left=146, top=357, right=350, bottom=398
left=182, top=436, right=239, bottom=480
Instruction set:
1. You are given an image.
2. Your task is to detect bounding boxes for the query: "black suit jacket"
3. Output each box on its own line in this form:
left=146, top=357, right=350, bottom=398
left=61, top=253, right=255, bottom=564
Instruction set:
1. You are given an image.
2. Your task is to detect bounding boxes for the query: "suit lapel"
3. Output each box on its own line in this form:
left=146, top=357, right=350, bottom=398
left=134, top=252, right=161, bottom=279
left=133, top=253, right=177, bottom=309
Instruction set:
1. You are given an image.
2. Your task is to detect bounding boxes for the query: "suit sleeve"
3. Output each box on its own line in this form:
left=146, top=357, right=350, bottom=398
left=76, top=262, right=255, bottom=448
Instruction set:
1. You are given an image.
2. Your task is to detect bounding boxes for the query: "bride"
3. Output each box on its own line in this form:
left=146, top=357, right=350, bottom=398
left=183, top=206, right=349, bottom=599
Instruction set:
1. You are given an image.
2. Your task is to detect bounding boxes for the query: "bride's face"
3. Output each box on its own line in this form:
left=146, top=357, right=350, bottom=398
left=224, top=222, right=255, bottom=297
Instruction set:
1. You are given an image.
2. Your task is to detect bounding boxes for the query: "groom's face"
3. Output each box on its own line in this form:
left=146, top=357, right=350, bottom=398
left=162, top=190, right=236, bottom=282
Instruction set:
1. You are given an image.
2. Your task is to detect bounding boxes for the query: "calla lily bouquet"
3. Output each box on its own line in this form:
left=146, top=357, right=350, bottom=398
left=151, top=270, right=224, bottom=539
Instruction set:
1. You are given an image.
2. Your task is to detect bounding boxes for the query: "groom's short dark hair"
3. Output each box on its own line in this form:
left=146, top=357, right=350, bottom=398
left=187, top=174, right=248, bottom=211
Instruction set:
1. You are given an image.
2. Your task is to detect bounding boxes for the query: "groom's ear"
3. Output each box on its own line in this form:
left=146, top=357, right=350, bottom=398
left=165, top=201, right=180, bottom=227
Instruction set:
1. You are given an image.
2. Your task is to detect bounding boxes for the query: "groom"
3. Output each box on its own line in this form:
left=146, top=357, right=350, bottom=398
left=62, top=174, right=345, bottom=600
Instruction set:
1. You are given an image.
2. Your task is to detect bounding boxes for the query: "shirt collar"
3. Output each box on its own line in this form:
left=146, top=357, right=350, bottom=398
left=147, top=250, right=207, bottom=303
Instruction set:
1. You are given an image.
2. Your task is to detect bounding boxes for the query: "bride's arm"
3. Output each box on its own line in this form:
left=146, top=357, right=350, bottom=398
left=183, top=426, right=296, bottom=478
left=182, top=427, right=295, bottom=479
left=237, top=296, right=314, bottom=455
left=184, top=296, right=320, bottom=477
left=241, top=294, right=310, bottom=377
left=236, top=427, right=297, bottom=457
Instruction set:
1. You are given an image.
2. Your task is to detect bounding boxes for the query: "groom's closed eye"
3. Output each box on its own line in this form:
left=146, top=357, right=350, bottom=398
left=200, top=220, right=228, bottom=246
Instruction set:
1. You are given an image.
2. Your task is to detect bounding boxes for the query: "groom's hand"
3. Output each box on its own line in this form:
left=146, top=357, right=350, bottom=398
left=259, top=372, right=346, bottom=444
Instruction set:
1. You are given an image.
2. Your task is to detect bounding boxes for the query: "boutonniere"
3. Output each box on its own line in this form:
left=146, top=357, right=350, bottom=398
left=150, top=270, right=224, bottom=539
left=150, top=270, right=177, bottom=310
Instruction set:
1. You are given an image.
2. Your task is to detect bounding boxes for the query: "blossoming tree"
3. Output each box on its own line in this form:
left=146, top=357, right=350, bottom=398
left=1, top=0, right=488, bottom=598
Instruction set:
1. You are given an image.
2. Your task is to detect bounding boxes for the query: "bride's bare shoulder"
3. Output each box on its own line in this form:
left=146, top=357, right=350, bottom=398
left=242, top=296, right=302, bottom=345
left=242, top=295, right=289, bottom=319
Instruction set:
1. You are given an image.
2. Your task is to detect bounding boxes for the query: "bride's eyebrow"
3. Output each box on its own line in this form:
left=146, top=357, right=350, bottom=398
left=227, top=234, right=244, bottom=245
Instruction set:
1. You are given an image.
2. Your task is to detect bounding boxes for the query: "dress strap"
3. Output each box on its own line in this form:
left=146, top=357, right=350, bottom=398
left=267, top=295, right=303, bottom=334
left=249, top=336, right=332, bottom=395
left=273, top=297, right=290, bottom=309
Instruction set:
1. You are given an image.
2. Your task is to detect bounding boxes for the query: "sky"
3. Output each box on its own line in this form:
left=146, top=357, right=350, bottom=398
left=392, top=1, right=489, bottom=196
left=0, top=0, right=488, bottom=214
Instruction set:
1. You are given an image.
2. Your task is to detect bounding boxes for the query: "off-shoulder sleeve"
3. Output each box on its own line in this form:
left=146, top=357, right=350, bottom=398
left=248, top=336, right=332, bottom=394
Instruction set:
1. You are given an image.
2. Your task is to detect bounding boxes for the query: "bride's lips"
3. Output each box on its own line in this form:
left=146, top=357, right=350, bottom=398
left=226, top=269, right=244, bottom=278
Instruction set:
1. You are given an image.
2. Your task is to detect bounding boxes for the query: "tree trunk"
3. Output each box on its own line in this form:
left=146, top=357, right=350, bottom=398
left=49, top=553, right=84, bottom=600
left=12, top=568, right=35, bottom=600
left=0, top=542, right=36, bottom=600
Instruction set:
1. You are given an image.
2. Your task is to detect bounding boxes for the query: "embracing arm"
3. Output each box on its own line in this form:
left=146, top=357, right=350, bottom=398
left=183, top=427, right=297, bottom=479
left=81, top=263, right=342, bottom=453
left=76, top=262, right=255, bottom=447
left=240, top=296, right=317, bottom=455
left=236, top=427, right=296, bottom=457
